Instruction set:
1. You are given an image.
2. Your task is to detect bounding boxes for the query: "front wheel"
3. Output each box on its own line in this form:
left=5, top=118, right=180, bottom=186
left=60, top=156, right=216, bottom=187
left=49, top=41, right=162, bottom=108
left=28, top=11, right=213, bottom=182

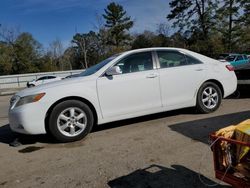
left=196, top=82, right=222, bottom=113
left=28, top=84, right=35, bottom=88
left=48, top=100, right=94, bottom=142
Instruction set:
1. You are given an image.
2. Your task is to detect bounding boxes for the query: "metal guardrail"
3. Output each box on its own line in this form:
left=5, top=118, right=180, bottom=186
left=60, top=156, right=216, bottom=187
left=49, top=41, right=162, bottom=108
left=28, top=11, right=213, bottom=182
left=0, top=70, right=83, bottom=89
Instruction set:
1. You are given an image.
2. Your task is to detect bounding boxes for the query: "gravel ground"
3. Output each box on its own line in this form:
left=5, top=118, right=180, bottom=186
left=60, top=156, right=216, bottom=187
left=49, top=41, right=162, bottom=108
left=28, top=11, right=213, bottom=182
left=0, top=94, right=250, bottom=188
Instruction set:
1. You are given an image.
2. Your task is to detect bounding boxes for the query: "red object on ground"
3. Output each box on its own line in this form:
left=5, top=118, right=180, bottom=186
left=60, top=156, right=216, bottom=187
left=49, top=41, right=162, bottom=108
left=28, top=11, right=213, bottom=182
left=210, top=133, right=250, bottom=188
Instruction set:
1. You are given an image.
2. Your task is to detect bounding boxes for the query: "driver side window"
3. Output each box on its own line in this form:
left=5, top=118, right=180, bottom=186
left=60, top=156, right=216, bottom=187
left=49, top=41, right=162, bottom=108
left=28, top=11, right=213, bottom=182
left=115, top=52, right=153, bottom=74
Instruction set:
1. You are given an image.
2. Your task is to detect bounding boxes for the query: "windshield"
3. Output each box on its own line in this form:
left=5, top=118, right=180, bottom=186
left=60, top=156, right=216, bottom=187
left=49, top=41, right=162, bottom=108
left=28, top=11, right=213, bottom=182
left=218, top=54, right=229, bottom=59
left=225, top=55, right=236, bottom=62
left=79, top=55, right=119, bottom=77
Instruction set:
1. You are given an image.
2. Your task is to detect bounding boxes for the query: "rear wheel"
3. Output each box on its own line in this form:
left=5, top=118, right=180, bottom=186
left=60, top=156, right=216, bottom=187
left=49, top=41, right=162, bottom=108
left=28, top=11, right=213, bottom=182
left=48, top=100, right=94, bottom=142
left=196, top=82, right=222, bottom=113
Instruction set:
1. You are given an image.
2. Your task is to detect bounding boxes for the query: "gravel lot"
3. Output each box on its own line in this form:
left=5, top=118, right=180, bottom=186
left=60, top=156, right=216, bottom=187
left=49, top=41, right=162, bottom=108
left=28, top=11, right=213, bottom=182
left=0, top=94, right=250, bottom=188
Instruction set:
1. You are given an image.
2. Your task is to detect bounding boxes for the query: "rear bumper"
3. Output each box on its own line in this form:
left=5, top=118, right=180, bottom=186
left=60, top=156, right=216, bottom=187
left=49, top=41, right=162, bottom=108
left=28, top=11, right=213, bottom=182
left=222, top=73, right=237, bottom=98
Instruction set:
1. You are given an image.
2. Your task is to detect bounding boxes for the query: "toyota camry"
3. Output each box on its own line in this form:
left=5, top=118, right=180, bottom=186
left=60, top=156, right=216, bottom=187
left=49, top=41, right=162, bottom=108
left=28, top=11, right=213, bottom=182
left=9, top=48, right=237, bottom=142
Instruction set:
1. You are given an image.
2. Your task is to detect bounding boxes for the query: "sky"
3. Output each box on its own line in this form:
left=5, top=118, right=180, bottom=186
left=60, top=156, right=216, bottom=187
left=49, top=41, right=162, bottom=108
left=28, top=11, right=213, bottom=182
left=0, top=0, right=171, bottom=48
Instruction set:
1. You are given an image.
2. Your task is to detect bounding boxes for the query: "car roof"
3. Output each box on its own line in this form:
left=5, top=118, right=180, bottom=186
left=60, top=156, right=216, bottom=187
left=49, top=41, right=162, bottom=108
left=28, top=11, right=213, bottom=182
left=120, top=47, right=196, bottom=57
left=228, top=53, right=248, bottom=56
left=124, top=47, right=186, bottom=53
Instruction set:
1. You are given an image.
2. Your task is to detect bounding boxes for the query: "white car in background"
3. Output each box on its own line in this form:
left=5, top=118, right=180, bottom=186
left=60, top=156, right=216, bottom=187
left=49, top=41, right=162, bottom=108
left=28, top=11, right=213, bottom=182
left=27, top=76, right=62, bottom=87
left=9, top=48, right=237, bottom=142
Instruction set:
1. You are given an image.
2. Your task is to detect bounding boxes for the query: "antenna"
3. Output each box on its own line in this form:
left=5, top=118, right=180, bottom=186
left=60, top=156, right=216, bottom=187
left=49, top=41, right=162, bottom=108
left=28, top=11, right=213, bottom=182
left=75, top=26, right=77, bottom=34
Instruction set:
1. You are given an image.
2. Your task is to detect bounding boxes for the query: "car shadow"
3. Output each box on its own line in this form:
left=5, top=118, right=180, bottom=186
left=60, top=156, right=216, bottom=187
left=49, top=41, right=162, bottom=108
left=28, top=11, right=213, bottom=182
left=169, top=110, right=250, bottom=144
left=0, top=124, right=17, bottom=144
left=93, top=107, right=196, bottom=132
left=0, top=124, right=56, bottom=146
left=107, top=164, right=230, bottom=188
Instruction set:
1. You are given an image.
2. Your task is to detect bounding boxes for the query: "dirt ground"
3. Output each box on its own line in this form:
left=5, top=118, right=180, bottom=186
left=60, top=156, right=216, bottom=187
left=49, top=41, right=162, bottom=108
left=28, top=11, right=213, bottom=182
left=0, top=94, right=250, bottom=188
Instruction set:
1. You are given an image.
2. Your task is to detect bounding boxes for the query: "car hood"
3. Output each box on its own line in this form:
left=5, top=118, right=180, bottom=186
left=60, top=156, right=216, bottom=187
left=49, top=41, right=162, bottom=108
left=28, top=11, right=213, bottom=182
left=16, top=76, right=95, bottom=97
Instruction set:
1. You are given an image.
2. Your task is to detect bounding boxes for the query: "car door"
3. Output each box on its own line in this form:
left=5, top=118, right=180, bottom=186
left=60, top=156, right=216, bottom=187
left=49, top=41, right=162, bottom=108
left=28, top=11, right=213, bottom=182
left=97, top=51, right=162, bottom=118
left=156, top=50, right=206, bottom=107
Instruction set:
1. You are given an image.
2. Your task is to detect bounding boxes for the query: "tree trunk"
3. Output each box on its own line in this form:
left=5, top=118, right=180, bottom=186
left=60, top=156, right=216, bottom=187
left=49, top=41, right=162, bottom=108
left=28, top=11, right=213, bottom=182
left=228, top=0, right=233, bottom=52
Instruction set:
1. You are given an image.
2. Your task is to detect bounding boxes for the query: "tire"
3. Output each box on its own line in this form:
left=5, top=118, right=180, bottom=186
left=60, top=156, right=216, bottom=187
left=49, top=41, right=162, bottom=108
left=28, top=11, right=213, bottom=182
left=28, top=84, right=35, bottom=88
left=48, top=100, right=94, bottom=142
left=196, top=82, right=222, bottom=113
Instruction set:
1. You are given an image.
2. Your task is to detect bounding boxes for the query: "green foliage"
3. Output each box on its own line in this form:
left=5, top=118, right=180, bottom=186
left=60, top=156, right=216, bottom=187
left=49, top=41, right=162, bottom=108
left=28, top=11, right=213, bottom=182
left=0, top=42, right=13, bottom=75
left=167, top=0, right=218, bottom=39
left=0, top=32, right=42, bottom=75
left=103, top=2, right=133, bottom=46
left=216, top=0, right=242, bottom=52
left=72, top=31, right=99, bottom=68
left=12, top=32, right=41, bottom=74
left=132, top=32, right=172, bottom=49
left=132, top=34, right=153, bottom=49
left=241, top=0, right=250, bottom=25
left=167, top=0, right=249, bottom=56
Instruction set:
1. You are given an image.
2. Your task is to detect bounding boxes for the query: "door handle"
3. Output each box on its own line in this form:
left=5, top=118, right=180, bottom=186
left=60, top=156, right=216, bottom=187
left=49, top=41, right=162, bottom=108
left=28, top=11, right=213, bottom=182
left=195, top=68, right=203, bottom=71
left=146, top=74, right=158, bottom=78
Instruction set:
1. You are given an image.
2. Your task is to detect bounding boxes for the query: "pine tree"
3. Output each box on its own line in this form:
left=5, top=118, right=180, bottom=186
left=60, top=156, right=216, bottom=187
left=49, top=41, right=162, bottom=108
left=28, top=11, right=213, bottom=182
left=167, top=0, right=218, bottom=40
left=241, top=0, right=250, bottom=26
left=216, top=0, right=242, bottom=52
left=102, top=2, right=133, bottom=46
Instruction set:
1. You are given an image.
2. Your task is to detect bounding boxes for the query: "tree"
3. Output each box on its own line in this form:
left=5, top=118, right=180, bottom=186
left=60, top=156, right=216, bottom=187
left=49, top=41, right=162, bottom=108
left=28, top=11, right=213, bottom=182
left=0, top=24, right=20, bottom=45
left=156, top=23, right=170, bottom=37
left=0, top=25, right=19, bottom=75
left=49, top=38, right=65, bottom=70
left=239, top=0, right=250, bottom=52
left=167, top=0, right=218, bottom=40
left=12, top=32, right=42, bottom=74
left=72, top=31, right=99, bottom=68
left=170, top=33, right=187, bottom=48
left=241, top=0, right=250, bottom=26
left=216, top=0, right=242, bottom=52
left=132, top=30, right=174, bottom=50
left=131, top=34, right=153, bottom=49
left=103, top=2, right=133, bottom=46
left=0, top=42, right=13, bottom=75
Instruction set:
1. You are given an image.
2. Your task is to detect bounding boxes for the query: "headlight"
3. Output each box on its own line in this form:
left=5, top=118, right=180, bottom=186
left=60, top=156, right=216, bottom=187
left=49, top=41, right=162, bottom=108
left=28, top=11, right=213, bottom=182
left=10, top=95, right=21, bottom=110
left=11, top=93, right=46, bottom=109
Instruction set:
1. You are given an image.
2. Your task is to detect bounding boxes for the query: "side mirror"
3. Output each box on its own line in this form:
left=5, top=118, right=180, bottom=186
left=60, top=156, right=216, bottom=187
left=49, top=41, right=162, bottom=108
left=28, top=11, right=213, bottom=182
left=105, top=66, right=122, bottom=76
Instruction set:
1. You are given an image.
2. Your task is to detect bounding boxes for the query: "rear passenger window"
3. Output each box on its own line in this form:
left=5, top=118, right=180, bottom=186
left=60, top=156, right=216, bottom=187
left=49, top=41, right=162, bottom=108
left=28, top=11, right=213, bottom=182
left=186, top=55, right=202, bottom=65
left=236, top=56, right=243, bottom=61
left=157, top=51, right=187, bottom=68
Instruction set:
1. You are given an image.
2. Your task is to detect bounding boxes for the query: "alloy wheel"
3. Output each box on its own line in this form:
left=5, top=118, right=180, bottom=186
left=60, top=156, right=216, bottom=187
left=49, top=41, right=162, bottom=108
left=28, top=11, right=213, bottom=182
left=201, top=86, right=219, bottom=109
left=56, top=107, right=87, bottom=137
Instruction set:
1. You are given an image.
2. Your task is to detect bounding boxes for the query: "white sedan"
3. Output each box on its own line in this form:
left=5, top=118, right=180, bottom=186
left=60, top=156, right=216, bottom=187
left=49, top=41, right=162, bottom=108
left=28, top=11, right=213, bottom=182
left=9, top=48, right=237, bottom=142
left=27, top=75, right=62, bottom=87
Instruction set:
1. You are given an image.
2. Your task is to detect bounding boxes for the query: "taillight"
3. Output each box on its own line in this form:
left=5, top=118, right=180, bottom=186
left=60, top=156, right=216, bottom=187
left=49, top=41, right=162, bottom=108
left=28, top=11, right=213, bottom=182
left=225, top=65, right=234, bottom=71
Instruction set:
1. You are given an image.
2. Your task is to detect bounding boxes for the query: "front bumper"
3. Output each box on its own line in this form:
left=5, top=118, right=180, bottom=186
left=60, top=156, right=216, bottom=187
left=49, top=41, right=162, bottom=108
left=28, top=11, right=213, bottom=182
left=9, top=102, right=47, bottom=135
